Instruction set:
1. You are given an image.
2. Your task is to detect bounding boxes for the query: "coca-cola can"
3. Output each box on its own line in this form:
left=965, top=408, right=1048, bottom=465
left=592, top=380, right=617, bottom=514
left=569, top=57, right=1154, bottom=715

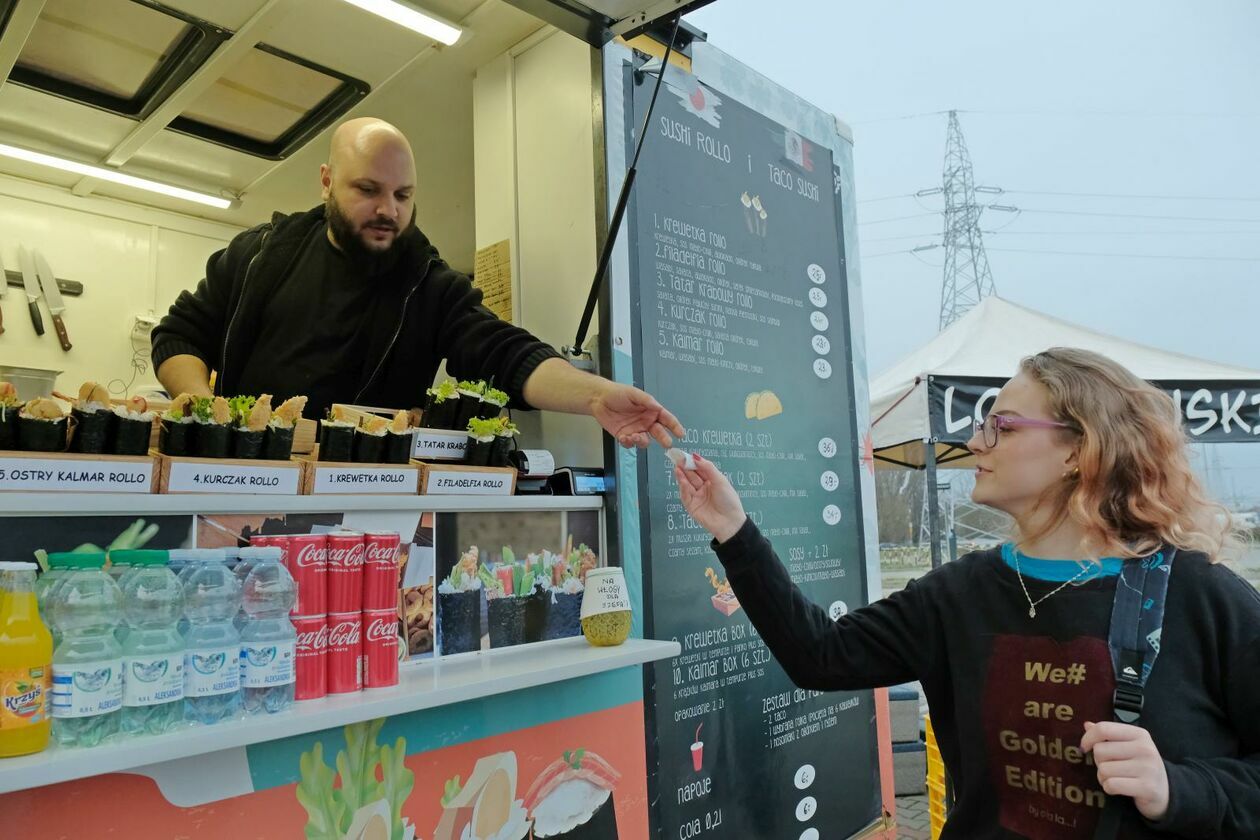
left=326, top=612, right=363, bottom=694
left=326, top=531, right=366, bottom=614
left=362, top=531, right=401, bottom=611
left=363, top=609, right=400, bottom=689
left=270, top=534, right=291, bottom=569
left=293, top=614, right=329, bottom=701
left=288, top=534, right=328, bottom=616
left=249, top=534, right=272, bottom=548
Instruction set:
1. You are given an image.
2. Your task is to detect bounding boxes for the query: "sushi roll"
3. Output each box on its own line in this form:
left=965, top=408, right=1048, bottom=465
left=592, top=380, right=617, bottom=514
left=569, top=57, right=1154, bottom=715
left=320, top=405, right=356, bottom=462
left=541, top=547, right=592, bottom=641
left=0, top=381, right=21, bottom=450
left=384, top=409, right=413, bottom=464
left=463, top=418, right=497, bottom=467
left=436, top=546, right=484, bottom=655
left=17, top=398, right=69, bottom=452
left=69, top=381, right=116, bottom=454
left=353, top=413, right=388, bottom=463
left=485, top=552, right=543, bottom=648
left=159, top=393, right=195, bottom=456
left=523, top=749, right=623, bottom=838
left=478, top=387, right=509, bottom=420
left=111, top=396, right=156, bottom=455
left=421, top=379, right=459, bottom=429
left=191, top=396, right=232, bottom=458
left=264, top=395, right=306, bottom=460
left=452, top=380, right=487, bottom=431
left=231, top=395, right=270, bottom=459
left=489, top=418, right=518, bottom=468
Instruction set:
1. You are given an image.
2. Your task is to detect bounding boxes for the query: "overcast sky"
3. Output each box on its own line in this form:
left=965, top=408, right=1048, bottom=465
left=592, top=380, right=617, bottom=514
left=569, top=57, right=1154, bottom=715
left=687, top=0, right=1260, bottom=505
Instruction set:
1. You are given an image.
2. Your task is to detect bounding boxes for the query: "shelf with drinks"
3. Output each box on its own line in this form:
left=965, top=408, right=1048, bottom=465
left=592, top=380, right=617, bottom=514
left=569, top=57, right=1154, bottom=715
left=0, top=635, right=678, bottom=794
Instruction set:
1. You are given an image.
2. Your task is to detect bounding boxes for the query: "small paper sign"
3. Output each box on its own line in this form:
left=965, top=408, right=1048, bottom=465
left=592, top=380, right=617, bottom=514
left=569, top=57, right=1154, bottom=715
left=310, top=465, right=417, bottom=495
left=421, top=468, right=513, bottom=496
left=166, top=461, right=300, bottom=494
left=411, top=430, right=468, bottom=461
left=580, top=568, right=631, bottom=619
left=0, top=456, right=153, bottom=493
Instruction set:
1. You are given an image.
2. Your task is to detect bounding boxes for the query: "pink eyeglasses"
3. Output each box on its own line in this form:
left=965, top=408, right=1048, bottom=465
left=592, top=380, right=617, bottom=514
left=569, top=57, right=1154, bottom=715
left=973, top=414, right=1075, bottom=447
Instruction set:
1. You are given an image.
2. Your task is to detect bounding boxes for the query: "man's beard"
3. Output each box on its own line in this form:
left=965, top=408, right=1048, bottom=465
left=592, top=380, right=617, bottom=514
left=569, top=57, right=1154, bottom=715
left=325, top=191, right=412, bottom=266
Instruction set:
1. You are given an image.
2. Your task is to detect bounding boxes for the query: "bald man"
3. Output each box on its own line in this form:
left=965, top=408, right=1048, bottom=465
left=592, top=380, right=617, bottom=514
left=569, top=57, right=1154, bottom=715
left=152, top=118, right=682, bottom=448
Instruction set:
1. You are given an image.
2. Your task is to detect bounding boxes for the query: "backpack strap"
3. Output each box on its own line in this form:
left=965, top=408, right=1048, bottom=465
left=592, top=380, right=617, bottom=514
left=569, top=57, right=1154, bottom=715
left=1093, top=547, right=1176, bottom=839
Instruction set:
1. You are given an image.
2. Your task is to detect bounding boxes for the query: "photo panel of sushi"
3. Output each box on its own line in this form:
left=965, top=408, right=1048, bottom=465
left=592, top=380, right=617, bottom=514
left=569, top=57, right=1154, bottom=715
left=433, top=510, right=602, bottom=656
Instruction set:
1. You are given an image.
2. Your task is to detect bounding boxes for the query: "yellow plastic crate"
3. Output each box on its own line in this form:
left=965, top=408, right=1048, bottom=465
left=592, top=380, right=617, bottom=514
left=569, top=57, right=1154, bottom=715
left=924, top=714, right=948, bottom=839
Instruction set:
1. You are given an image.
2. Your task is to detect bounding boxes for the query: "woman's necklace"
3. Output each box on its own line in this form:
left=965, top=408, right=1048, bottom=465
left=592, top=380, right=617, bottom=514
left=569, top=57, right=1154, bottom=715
left=1013, top=549, right=1095, bottom=618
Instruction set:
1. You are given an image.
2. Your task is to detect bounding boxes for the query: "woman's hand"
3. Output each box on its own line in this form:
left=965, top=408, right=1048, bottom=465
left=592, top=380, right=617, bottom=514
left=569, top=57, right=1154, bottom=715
left=1081, top=721, right=1170, bottom=821
left=674, top=455, right=747, bottom=544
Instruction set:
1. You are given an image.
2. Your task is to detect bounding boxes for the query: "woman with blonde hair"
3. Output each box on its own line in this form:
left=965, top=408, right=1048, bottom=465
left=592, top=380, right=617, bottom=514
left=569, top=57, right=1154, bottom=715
left=675, top=347, right=1259, bottom=838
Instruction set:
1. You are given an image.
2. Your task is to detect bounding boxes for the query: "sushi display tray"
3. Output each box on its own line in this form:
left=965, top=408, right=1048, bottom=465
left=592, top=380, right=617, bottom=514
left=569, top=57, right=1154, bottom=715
left=0, top=450, right=157, bottom=493
left=417, top=463, right=516, bottom=496
left=299, top=457, right=421, bottom=495
left=157, top=454, right=303, bottom=495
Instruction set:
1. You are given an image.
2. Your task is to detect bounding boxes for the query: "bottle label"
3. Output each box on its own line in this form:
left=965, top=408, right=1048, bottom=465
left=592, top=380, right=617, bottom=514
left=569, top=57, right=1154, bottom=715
left=0, top=666, right=51, bottom=729
left=51, top=659, right=123, bottom=718
left=240, top=641, right=297, bottom=688
left=184, top=646, right=241, bottom=697
left=123, top=654, right=185, bottom=706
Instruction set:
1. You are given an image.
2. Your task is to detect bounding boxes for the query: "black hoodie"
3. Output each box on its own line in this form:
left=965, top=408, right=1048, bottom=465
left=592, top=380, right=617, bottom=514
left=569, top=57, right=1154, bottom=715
left=151, top=205, right=560, bottom=412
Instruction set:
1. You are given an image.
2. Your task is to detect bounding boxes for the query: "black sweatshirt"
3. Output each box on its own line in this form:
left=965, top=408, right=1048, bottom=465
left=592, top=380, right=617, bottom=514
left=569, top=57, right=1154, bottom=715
left=713, top=519, right=1260, bottom=839
left=151, top=205, right=561, bottom=413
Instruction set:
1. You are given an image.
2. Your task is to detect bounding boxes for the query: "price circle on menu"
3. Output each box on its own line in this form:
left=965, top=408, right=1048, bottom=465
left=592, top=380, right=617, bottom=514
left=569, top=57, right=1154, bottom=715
left=829, top=601, right=849, bottom=620
left=794, top=764, right=816, bottom=790
left=808, top=288, right=828, bottom=307
left=818, top=437, right=837, bottom=458
left=813, top=359, right=832, bottom=379
left=820, top=471, right=839, bottom=492
left=807, top=263, right=826, bottom=284
left=796, top=796, right=818, bottom=822
left=810, top=311, right=829, bottom=331
left=800, top=831, right=821, bottom=840
left=822, top=504, right=842, bottom=525
left=811, top=335, right=831, bottom=355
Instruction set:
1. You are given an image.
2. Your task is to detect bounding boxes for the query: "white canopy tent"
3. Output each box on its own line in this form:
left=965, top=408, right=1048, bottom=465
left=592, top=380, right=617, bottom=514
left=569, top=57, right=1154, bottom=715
left=868, top=296, right=1260, bottom=565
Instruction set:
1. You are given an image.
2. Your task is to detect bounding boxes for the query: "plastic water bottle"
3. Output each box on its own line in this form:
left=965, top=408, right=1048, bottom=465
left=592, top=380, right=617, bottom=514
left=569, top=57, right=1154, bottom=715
left=49, top=553, right=123, bottom=747
left=120, top=552, right=185, bottom=735
left=171, top=550, right=220, bottom=638
left=231, top=551, right=256, bottom=632
left=110, top=550, right=163, bottom=646
left=35, top=563, right=70, bottom=647
left=182, top=553, right=242, bottom=724
left=238, top=548, right=297, bottom=714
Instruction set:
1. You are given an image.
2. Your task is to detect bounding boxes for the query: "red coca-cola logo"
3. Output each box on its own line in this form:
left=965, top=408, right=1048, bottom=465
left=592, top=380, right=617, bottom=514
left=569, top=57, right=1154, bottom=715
left=328, top=544, right=365, bottom=568
left=296, top=624, right=330, bottom=651
left=364, top=617, right=397, bottom=643
left=294, top=544, right=326, bottom=568
left=328, top=619, right=361, bottom=647
left=364, top=542, right=398, bottom=564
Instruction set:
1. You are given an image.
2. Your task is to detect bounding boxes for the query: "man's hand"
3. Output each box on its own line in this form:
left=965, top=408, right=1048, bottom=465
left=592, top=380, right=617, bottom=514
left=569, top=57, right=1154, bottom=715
left=591, top=381, right=685, bottom=449
left=1081, top=721, right=1170, bottom=821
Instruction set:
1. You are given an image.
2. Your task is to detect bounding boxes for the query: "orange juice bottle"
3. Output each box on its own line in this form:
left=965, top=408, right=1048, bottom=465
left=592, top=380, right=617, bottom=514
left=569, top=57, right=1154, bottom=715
left=0, top=561, right=54, bottom=757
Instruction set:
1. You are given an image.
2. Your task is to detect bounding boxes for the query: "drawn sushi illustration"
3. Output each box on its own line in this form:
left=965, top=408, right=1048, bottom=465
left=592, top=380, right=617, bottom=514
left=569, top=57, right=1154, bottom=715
left=541, top=546, right=595, bottom=641
left=434, top=751, right=531, bottom=840
left=523, top=748, right=622, bottom=838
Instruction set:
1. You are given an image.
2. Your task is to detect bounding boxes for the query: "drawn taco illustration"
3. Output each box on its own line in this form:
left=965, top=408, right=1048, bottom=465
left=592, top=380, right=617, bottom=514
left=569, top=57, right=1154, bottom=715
left=743, top=390, right=783, bottom=420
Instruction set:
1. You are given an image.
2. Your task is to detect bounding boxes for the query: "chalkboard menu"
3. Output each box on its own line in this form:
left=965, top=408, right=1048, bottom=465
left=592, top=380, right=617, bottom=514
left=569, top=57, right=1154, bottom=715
left=629, top=70, right=881, bottom=838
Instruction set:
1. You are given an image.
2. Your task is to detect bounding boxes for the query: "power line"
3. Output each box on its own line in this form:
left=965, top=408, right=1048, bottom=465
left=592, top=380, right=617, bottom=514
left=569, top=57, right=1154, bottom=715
left=860, top=232, right=941, bottom=243
left=1013, top=207, right=1260, bottom=224
left=857, top=193, right=919, bottom=204
left=1004, top=189, right=1260, bottom=203
left=857, top=211, right=939, bottom=226
left=984, top=229, right=1260, bottom=237
left=986, top=247, right=1260, bottom=262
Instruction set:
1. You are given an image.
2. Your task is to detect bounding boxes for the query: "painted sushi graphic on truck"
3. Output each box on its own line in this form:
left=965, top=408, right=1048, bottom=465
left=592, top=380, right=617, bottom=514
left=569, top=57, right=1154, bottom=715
left=523, top=748, right=622, bottom=838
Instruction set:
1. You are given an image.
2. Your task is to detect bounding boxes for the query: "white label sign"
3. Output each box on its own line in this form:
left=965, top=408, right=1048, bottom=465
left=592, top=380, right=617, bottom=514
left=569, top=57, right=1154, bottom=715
left=580, top=569, right=630, bottom=619
left=167, top=461, right=300, bottom=494
left=422, top=469, right=513, bottom=496
left=411, top=430, right=468, bottom=460
left=311, top=466, right=417, bottom=494
left=0, top=457, right=153, bottom=493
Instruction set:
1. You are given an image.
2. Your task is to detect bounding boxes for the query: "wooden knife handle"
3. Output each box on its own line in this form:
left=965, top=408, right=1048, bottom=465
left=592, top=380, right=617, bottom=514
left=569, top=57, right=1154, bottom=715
left=0, top=303, right=5, bottom=335
left=51, top=313, right=72, bottom=351
left=28, top=300, right=44, bottom=336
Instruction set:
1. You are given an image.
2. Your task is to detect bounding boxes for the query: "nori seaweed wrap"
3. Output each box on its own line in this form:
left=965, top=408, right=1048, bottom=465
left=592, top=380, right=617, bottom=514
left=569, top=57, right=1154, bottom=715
left=70, top=383, right=115, bottom=454
left=264, top=396, right=306, bottom=461
left=17, top=399, right=69, bottom=452
left=191, top=396, right=232, bottom=458
left=478, top=387, right=509, bottom=420
left=112, top=397, right=155, bottom=455
left=0, top=382, right=22, bottom=450
left=421, top=379, right=459, bottom=429
left=452, top=380, right=486, bottom=431
left=437, top=587, right=483, bottom=655
left=541, top=590, right=583, bottom=641
left=523, top=749, right=622, bottom=838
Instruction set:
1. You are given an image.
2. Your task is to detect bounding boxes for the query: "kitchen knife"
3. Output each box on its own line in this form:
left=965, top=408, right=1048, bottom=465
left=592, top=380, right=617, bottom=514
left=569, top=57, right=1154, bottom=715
left=0, top=247, right=7, bottom=335
left=18, top=246, right=44, bottom=336
left=34, top=250, right=71, bottom=351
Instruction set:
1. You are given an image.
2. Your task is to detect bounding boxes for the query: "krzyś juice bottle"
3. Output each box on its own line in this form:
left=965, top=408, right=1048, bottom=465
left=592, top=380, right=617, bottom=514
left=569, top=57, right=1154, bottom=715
left=0, top=561, right=54, bottom=757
